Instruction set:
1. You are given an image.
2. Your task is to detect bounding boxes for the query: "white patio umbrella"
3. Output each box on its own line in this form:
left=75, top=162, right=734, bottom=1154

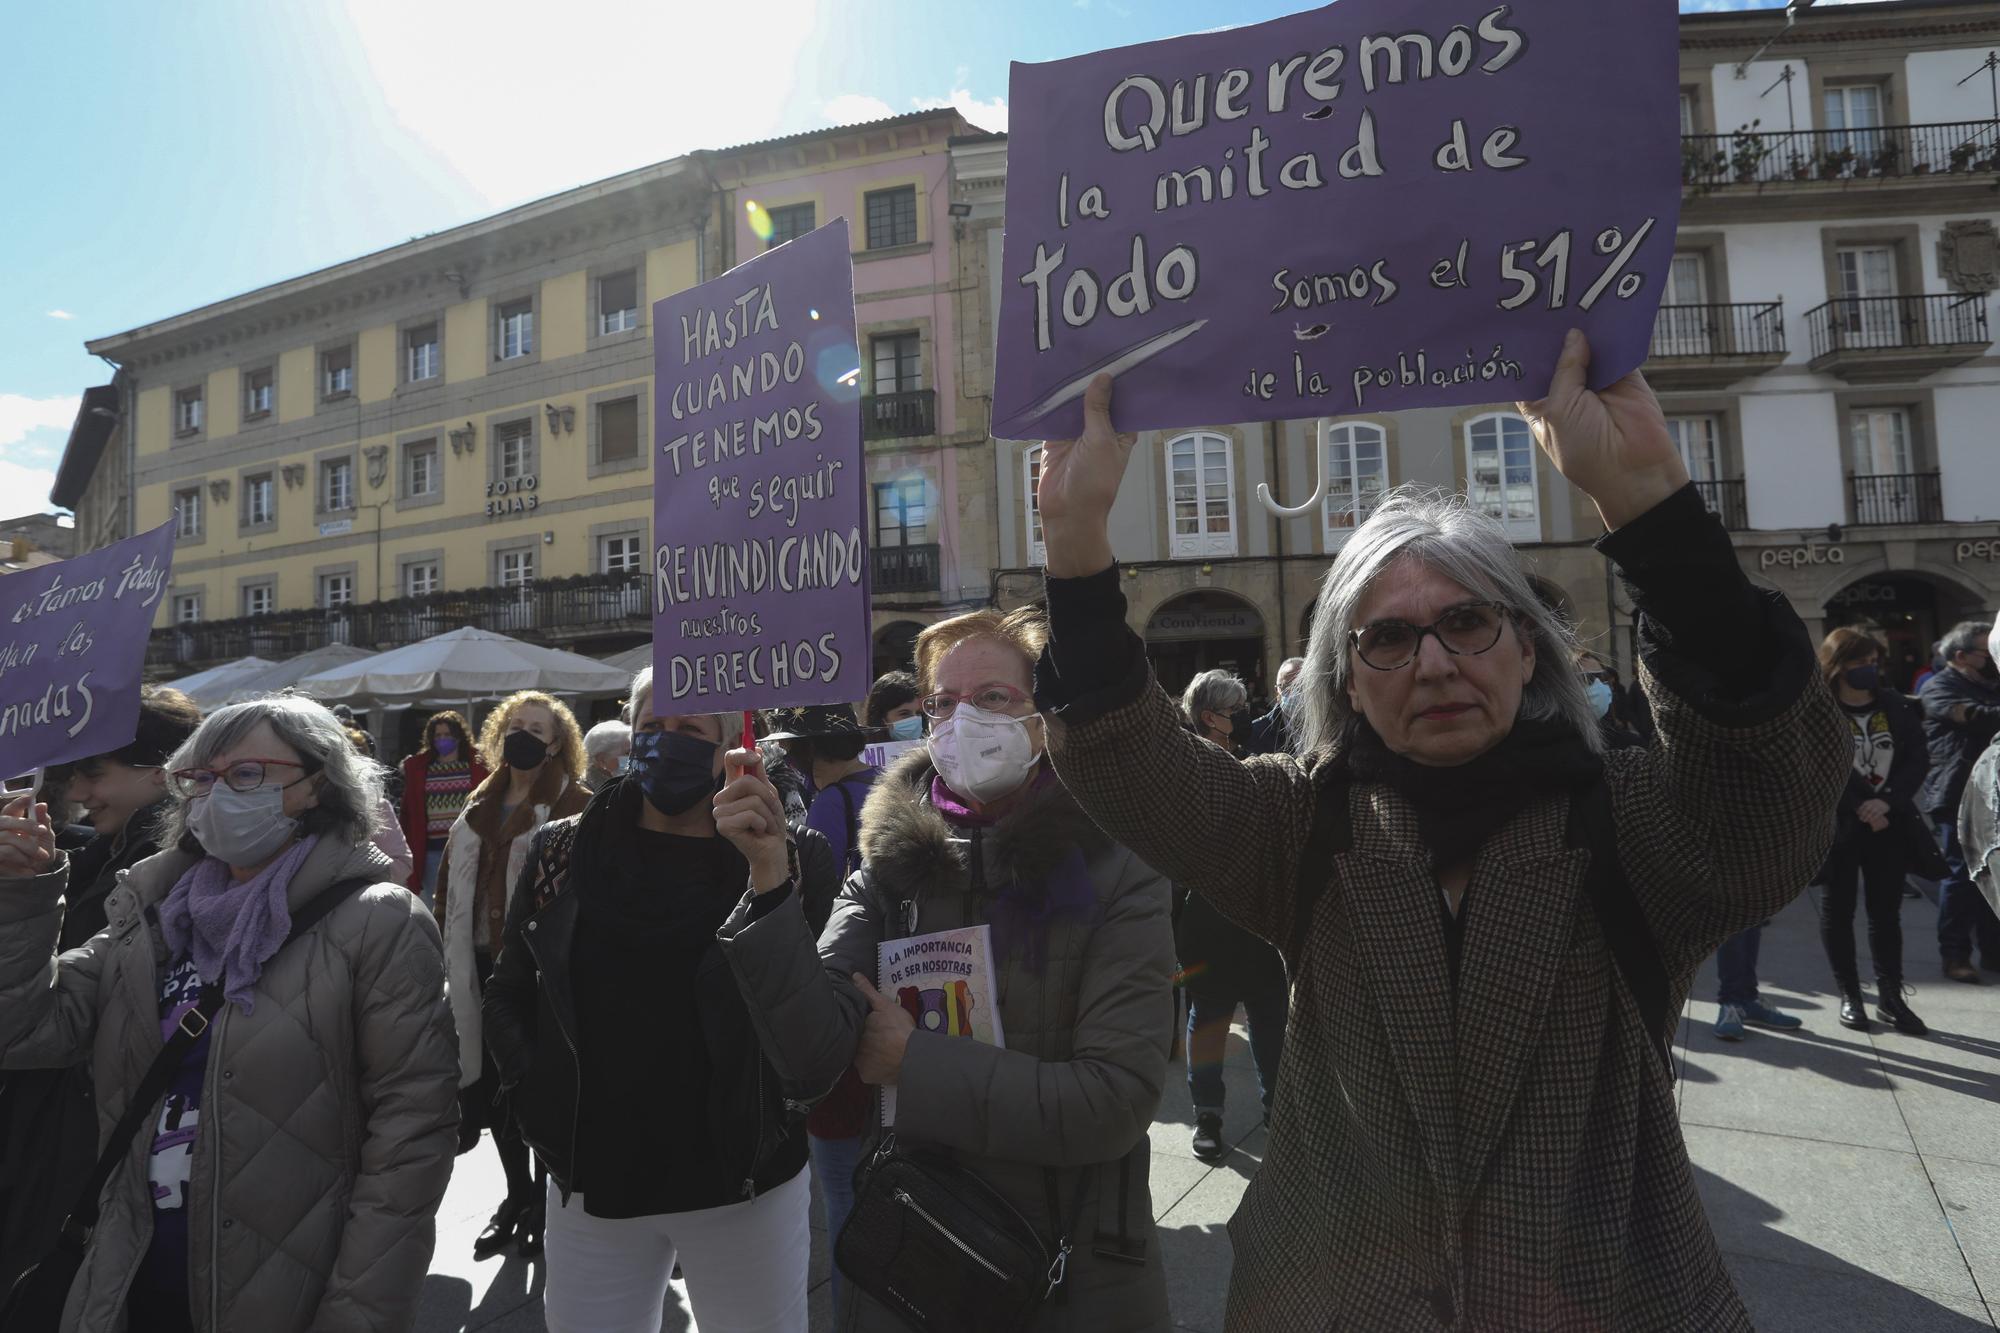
left=200, top=645, right=375, bottom=708
left=600, top=643, right=652, bottom=677
left=163, top=656, right=275, bottom=703
left=294, top=627, right=633, bottom=706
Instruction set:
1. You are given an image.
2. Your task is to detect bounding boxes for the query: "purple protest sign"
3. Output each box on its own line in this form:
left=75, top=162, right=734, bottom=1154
left=1, top=521, right=175, bottom=779
left=651, top=219, right=868, bottom=713
left=992, top=0, right=1681, bottom=440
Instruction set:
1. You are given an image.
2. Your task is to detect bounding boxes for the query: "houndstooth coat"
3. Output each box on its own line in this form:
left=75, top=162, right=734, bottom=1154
left=1044, top=597, right=1847, bottom=1332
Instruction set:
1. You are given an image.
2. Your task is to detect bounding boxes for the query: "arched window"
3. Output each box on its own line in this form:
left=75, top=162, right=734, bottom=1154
left=1166, top=431, right=1236, bottom=558
left=1463, top=412, right=1539, bottom=540
left=1023, top=445, right=1046, bottom=566
left=1322, top=421, right=1388, bottom=548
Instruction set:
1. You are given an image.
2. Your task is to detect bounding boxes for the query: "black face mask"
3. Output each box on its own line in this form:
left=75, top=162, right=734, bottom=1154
left=628, top=730, right=720, bottom=816
left=502, top=729, right=550, bottom=771
left=1843, top=665, right=1880, bottom=692
left=1227, top=708, right=1254, bottom=743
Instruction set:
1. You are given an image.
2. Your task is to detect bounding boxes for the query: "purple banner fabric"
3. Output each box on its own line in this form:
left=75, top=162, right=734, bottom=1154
left=992, top=0, right=1681, bottom=440
left=651, top=218, right=868, bottom=714
left=1, top=521, right=176, bottom=779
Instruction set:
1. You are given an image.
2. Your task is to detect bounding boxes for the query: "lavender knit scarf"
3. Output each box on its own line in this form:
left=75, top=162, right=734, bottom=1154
left=158, top=834, right=320, bottom=1013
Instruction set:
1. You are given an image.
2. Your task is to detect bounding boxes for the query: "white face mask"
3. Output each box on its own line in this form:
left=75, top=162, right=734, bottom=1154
left=187, top=781, right=301, bottom=868
left=929, top=704, right=1042, bottom=805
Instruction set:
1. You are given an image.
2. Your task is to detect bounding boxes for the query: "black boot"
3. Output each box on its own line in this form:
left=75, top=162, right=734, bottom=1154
left=515, top=1196, right=545, bottom=1259
left=1838, top=988, right=1872, bottom=1031
left=473, top=1195, right=526, bottom=1259
left=1876, top=981, right=1928, bottom=1036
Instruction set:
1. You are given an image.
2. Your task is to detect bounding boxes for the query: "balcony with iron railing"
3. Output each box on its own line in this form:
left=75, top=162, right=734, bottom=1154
left=1681, top=120, right=2000, bottom=191
left=149, top=571, right=651, bottom=672
left=1692, top=478, right=1750, bottom=532
left=1645, top=301, right=1787, bottom=389
left=872, top=542, right=940, bottom=595
left=1804, top=293, right=1992, bottom=381
left=862, top=389, right=937, bottom=441
left=1848, top=472, right=1944, bottom=527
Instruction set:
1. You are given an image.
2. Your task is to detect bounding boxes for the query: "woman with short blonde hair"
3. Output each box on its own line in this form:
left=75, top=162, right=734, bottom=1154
left=435, top=689, right=591, bottom=1258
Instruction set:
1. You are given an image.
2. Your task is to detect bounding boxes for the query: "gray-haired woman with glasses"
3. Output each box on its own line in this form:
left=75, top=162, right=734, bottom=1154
left=1026, top=332, right=1849, bottom=1331
left=0, top=694, right=459, bottom=1333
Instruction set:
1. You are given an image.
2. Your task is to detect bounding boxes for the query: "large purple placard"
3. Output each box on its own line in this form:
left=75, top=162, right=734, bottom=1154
left=1, top=522, right=176, bottom=778
left=651, top=219, right=867, bottom=713
left=993, top=0, right=1681, bottom=440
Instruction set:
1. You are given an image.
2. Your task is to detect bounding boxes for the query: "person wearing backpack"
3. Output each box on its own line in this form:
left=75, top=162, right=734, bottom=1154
left=764, top=703, right=880, bottom=1306
left=1025, top=341, right=1848, bottom=1331
left=0, top=695, right=457, bottom=1333
left=480, top=667, right=840, bottom=1333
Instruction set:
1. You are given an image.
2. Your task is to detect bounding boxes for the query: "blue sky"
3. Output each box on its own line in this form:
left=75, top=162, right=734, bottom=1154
left=1, top=0, right=1834, bottom=510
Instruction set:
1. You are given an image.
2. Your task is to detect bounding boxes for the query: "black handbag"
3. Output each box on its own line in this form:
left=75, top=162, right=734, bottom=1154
left=0, top=875, right=375, bottom=1332
left=834, top=1134, right=1093, bottom=1333
left=1896, top=808, right=1952, bottom=882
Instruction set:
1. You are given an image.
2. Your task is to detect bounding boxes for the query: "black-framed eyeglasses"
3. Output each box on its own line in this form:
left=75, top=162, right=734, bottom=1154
left=1349, top=602, right=1512, bottom=672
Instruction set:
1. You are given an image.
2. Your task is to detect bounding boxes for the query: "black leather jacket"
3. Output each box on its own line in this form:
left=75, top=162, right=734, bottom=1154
left=481, top=782, right=840, bottom=1203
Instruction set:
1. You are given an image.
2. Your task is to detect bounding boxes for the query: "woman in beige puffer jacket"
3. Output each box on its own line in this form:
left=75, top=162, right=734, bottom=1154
left=0, top=696, right=459, bottom=1332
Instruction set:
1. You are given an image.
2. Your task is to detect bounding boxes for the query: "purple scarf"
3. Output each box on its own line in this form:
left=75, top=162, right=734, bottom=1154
left=158, top=835, right=320, bottom=1013
left=929, top=768, right=1097, bottom=971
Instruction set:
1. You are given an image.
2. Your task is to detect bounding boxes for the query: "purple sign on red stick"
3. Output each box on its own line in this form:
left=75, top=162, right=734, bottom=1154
left=651, top=218, right=867, bottom=713
left=1, top=521, right=175, bottom=779
left=992, top=0, right=1681, bottom=440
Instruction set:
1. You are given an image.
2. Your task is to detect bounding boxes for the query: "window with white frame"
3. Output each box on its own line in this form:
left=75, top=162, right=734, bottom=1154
left=1167, top=431, right=1237, bottom=557
left=497, top=548, right=535, bottom=587
left=1322, top=422, right=1388, bottom=545
left=1847, top=406, right=1914, bottom=476
left=1824, top=83, right=1884, bottom=161
left=319, top=572, right=354, bottom=608
left=406, top=324, right=440, bottom=382
left=174, top=387, right=203, bottom=435
left=321, top=346, right=354, bottom=398
left=599, top=534, right=643, bottom=574
left=497, top=300, right=534, bottom=360
left=1024, top=445, right=1046, bottom=565
left=1665, top=415, right=1723, bottom=482
left=404, top=561, right=440, bottom=597
left=1678, top=90, right=1696, bottom=136
left=1464, top=413, right=1539, bottom=538
left=497, top=422, right=532, bottom=481
left=243, top=474, right=274, bottom=527
left=598, top=271, right=639, bottom=335
left=242, top=583, right=273, bottom=617
left=173, top=592, right=202, bottom=624
left=1836, top=245, right=1900, bottom=346
left=173, top=488, right=202, bottom=539
left=243, top=368, right=273, bottom=418
left=320, top=458, right=353, bottom=513
left=405, top=441, right=438, bottom=497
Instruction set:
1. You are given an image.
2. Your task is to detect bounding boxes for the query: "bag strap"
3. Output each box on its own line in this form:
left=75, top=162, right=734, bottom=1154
left=1567, top=785, right=1674, bottom=1078
left=1041, top=1163, right=1097, bottom=1296
left=835, top=779, right=862, bottom=876
left=1288, top=773, right=1354, bottom=966
left=51, top=872, right=378, bottom=1250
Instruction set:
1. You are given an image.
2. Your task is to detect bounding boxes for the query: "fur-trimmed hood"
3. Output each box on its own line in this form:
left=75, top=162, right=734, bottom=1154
left=856, top=745, right=1112, bottom=910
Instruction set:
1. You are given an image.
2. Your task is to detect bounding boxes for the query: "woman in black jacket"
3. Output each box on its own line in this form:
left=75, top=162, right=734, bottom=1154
left=481, top=666, right=839, bottom=1333
left=1819, top=627, right=1932, bottom=1035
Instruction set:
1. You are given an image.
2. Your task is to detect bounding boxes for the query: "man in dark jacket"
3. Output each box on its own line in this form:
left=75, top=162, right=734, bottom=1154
left=1917, top=621, right=2000, bottom=980
left=0, top=685, right=201, bottom=1290
left=1248, top=656, right=1306, bottom=756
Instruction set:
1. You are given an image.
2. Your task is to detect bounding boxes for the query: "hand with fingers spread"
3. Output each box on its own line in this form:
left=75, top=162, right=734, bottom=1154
left=1517, top=329, right=1689, bottom=532
left=1037, top=372, right=1138, bottom=577
left=0, top=794, right=57, bottom=878
left=713, top=748, right=793, bottom=891
left=851, top=972, right=917, bottom=1085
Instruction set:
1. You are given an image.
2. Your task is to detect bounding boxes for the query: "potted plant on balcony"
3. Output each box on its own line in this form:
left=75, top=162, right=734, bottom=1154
left=1872, top=138, right=1902, bottom=177
left=1819, top=146, right=1857, bottom=180
left=1729, top=121, right=1769, bottom=183
left=1788, top=150, right=1811, bottom=180
left=1949, top=140, right=1977, bottom=173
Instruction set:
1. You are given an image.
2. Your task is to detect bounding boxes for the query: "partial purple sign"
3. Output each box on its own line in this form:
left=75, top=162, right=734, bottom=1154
left=651, top=218, right=868, bottom=713
left=1, top=521, right=176, bottom=778
left=992, top=1, right=1681, bottom=440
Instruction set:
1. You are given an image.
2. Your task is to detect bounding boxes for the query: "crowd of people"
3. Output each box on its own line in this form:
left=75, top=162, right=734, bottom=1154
left=2, top=332, right=1998, bottom=1332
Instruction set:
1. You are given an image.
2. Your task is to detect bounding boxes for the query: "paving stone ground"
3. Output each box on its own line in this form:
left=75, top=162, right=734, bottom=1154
left=415, top=885, right=1998, bottom=1331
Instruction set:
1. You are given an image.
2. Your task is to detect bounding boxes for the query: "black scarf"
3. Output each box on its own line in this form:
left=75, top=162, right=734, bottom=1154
left=1336, top=717, right=1603, bottom=870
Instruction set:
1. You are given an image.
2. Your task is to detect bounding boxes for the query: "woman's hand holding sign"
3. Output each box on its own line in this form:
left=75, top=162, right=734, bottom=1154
left=1518, top=329, right=1689, bottom=532
left=714, top=749, right=793, bottom=893
left=1037, top=373, right=1138, bottom=578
